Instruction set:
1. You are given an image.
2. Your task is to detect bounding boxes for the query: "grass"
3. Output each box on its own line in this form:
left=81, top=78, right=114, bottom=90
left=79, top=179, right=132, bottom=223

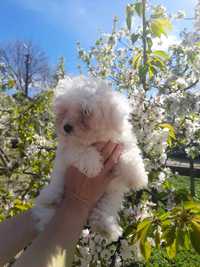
left=170, top=174, right=200, bottom=200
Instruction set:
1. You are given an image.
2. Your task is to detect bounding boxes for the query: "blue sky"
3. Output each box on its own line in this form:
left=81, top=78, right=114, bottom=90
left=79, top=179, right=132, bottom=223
left=0, top=0, right=197, bottom=74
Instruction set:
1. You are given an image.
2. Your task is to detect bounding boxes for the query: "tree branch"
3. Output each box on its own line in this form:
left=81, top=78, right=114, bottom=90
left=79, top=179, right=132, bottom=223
left=0, top=147, right=10, bottom=166
left=142, top=0, right=148, bottom=92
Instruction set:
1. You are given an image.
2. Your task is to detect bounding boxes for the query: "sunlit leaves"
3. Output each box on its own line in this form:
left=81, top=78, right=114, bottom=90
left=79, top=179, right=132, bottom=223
left=159, top=123, right=176, bottom=146
left=134, top=2, right=143, bottom=17
left=147, top=50, right=170, bottom=79
left=8, top=199, right=32, bottom=217
left=152, top=50, right=170, bottom=61
left=0, top=78, right=16, bottom=91
left=126, top=4, right=135, bottom=31
left=184, top=201, right=200, bottom=211
left=136, top=218, right=153, bottom=261
left=0, top=90, right=55, bottom=221
left=190, top=220, right=200, bottom=254
left=136, top=217, right=152, bottom=240
left=132, top=51, right=142, bottom=69
left=126, top=1, right=143, bottom=31
left=132, top=201, right=200, bottom=261
left=131, top=33, right=140, bottom=44
left=140, top=240, right=152, bottom=261
left=166, top=238, right=177, bottom=259
left=132, top=49, right=170, bottom=82
left=150, top=18, right=173, bottom=37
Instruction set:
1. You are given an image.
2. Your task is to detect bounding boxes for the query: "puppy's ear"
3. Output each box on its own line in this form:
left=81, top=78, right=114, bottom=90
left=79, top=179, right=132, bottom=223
left=53, top=97, right=68, bottom=130
left=53, top=76, right=73, bottom=115
left=53, top=97, right=67, bottom=116
left=108, top=92, right=132, bottom=132
left=79, top=104, right=93, bottom=129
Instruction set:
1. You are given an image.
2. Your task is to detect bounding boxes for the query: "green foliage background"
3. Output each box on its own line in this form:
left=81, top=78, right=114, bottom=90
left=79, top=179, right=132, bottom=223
left=0, top=91, right=56, bottom=221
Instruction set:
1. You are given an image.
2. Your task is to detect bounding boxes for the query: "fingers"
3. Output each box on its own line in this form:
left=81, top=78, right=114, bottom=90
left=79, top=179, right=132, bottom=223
left=101, top=141, right=118, bottom=163
left=102, top=144, right=123, bottom=176
left=94, top=141, right=119, bottom=163
left=94, top=142, right=105, bottom=152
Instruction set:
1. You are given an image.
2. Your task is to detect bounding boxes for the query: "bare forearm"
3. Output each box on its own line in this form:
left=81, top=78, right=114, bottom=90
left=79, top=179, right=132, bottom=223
left=0, top=209, right=37, bottom=265
left=13, top=197, right=89, bottom=267
left=10, top=142, right=121, bottom=267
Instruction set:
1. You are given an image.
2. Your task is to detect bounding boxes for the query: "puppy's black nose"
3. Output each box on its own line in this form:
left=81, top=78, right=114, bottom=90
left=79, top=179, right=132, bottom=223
left=63, top=124, right=73, bottom=134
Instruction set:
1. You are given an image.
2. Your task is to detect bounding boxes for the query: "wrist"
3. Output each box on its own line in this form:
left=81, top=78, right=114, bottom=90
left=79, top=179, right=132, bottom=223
left=59, top=193, right=90, bottom=219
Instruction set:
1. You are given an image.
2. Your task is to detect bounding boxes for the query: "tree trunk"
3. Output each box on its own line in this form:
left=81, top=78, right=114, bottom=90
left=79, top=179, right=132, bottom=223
left=24, top=54, right=30, bottom=97
left=189, top=158, right=195, bottom=197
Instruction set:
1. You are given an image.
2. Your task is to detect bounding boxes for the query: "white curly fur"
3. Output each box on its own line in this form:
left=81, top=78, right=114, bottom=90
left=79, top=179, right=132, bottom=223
left=32, top=76, right=148, bottom=241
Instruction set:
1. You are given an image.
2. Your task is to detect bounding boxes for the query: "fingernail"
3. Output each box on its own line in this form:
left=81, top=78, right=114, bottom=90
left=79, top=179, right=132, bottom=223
left=114, top=159, right=119, bottom=164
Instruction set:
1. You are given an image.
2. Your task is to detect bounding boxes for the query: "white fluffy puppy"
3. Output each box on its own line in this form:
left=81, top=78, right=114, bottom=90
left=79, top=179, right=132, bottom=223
left=32, top=76, right=148, bottom=241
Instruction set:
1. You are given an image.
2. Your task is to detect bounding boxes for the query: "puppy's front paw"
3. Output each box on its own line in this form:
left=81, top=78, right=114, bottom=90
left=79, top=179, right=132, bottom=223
left=90, top=210, right=123, bottom=241
left=76, top=148, right=103, bottom=177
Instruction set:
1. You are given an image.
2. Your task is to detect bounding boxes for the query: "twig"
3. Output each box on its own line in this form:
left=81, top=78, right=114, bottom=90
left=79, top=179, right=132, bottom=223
left=107, top=237, right=123, bottom=267
left=159, top=79, right=199, bottom=94
left=142, top=0, right=148, bottom=92
left=0, top=147, right=10, bottom=167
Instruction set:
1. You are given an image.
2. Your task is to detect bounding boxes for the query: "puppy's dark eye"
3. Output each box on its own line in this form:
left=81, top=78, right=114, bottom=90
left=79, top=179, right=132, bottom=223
left=63, top=124, right=73, bottom=134
left=82, top=108, right=90, bottom=116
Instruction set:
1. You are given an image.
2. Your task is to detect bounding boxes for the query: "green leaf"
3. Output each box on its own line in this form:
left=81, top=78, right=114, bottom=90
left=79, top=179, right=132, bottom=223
left=162, top=225, right=176, bottom=246
left=7, top=79, right=16, bottom=88
left=159, top=212, right=170, bottom=221
left=95, top=39, right=101, bottom=46
left=139, top=65, right=148, bottom=81
left=147, top=37, right=153, bottom=50
left=150, top=55, right=166, bottom=70
left=140, top=240, right=152, bottom=261
left=132, top=51, right=142, bottom=69
left=14, top=204, right=28, bottom=211
left=155, top=229, right=161, bottom=248
left=136, top=218, right=152, bottom=241
left=124, top=223, right=136, bottom=238
left=166, top=238, right=177, bottom=259
left=190, top=221, right=200, bottom=254
left=137, top=218, right=152, bottom=231
left=184, top=201, right=200, bottom=212
left=192, top=216, right=200, bottom=224
left=131, top=33, right=140, bottom=44
left=159, top=123, right=176, bottom=146
left=135, top=2, right=143, bottom=17
left=148, top=65, right=155, bottom=80
left=176, top=228, right=185, bottom=248
left=126, top=4, right=134, bottom=31
left=150, top=18, right=172, bottom=37
left=183, top=229, right=191, bottom=250
left=152, top=50, right=170, bottom=61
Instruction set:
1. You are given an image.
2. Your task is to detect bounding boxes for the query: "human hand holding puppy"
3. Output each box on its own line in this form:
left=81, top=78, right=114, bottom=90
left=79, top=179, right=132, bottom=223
left=9, top=141, right=122, bottom=267
left=63, top=141, right=123, bottom=212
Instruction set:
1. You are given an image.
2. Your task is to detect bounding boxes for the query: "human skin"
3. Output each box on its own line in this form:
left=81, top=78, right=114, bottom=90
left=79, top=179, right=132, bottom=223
left=0, top=141, right=122, bottom=267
